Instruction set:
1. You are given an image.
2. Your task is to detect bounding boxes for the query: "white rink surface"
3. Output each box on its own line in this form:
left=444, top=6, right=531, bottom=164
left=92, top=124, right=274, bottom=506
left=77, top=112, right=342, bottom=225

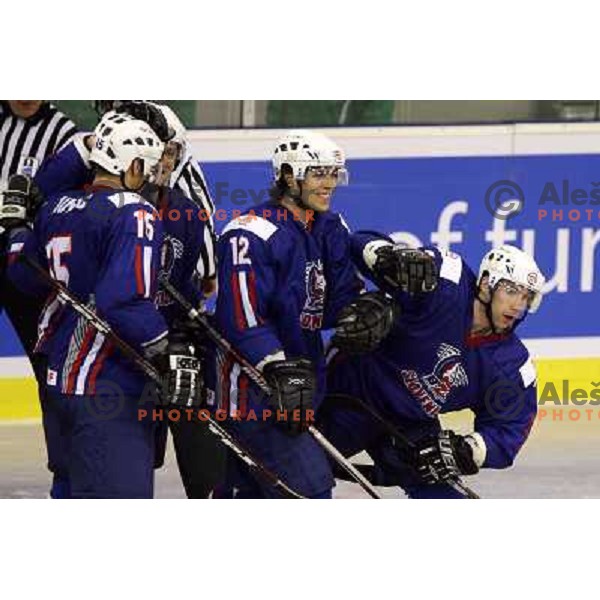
left=1, top=406, right=600, bottom=499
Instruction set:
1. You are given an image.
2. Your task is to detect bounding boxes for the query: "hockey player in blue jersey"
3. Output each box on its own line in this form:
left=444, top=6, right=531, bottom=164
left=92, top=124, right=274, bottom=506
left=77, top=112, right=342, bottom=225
left=0, top=103, right=171, bottom=410
left=9, top=104, right=223, bottom=498
left=35, top=101, right=217, bottom=294
left=321, top=238, right=545, bottom=498
left=214, top=131, right=394, bottom=498
left=6, top=112, right=202, bottom=498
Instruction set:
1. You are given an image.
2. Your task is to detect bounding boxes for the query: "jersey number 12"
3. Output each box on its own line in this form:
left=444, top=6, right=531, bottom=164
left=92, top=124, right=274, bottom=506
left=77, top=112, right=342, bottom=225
left=230, top=235, right=251, bottom=266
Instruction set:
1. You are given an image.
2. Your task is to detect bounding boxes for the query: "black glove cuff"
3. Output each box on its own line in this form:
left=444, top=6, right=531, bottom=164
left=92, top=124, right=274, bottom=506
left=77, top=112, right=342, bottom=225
left=452, top=434, right=479, bottom=475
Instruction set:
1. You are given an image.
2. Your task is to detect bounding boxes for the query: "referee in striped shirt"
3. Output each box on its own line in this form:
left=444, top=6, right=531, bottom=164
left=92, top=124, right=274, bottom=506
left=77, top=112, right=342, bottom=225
left=0, top=101, right=77, bottom=376
left=0, top=101, right=77, bottom=191
left=170, top=133, right=217, bottom=294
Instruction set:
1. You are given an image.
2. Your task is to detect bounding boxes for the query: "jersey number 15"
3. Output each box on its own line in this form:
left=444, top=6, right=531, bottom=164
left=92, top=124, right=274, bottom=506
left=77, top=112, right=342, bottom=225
left=46, top=235, right=72, bottom=285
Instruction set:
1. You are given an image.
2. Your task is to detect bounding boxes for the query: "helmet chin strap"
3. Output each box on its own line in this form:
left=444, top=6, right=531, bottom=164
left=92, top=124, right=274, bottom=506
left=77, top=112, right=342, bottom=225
left=475, top=284, right=500, bottom=335
left=286, top=180, right=311, bottom=211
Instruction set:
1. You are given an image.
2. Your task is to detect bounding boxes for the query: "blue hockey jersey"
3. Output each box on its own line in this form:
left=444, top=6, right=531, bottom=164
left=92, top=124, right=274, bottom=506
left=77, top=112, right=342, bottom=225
left=35, top=137, right=92, bottom=198
left=215, top=201, right=363, bottom=414
left=152, top=186, right=211, bottom=324
left=35, top=136, right=217, bottom=281
left=339, top=232, right=538, bottom=469
left=8, top=186, right=168, bottom=396
left=33, top=136, right=209, bottom=323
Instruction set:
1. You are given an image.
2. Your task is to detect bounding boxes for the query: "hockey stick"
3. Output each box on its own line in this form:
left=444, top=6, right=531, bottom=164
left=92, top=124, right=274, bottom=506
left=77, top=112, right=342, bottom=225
left=160, top=279, right=382, bottom=499
left=325, top=392, right=480, bottom=499
left=21, top=255, right=305, bottom=499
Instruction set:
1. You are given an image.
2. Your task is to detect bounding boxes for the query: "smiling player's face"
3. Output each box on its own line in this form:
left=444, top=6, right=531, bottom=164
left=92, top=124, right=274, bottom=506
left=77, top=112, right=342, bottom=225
left=299, top=167, right=340, bottom=213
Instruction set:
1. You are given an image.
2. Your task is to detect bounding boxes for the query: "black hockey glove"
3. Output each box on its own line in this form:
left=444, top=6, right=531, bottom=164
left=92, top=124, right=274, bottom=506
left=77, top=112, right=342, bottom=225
left=332, top=291, right=397, bottom=355
left=116, top=101, right=174, bottom=142
left=0, top=174, right=44, bottom=230
left=263, top=358, right=316, bottom=436
left=414, top=430, right=479, bottom=485
left=148, top=329, right=203, bottom=408
left=373, top=246, right=438, bottom=294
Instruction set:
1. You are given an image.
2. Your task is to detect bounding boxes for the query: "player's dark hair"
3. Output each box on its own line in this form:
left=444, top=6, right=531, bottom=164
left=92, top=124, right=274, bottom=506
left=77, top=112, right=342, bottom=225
left=269, top=164, right=294, bottom=201
left=475, top=273, right=504, bottom=335
left=90, top=163, right=113, bottom=179
left=90, top=162, right=142, bottom=192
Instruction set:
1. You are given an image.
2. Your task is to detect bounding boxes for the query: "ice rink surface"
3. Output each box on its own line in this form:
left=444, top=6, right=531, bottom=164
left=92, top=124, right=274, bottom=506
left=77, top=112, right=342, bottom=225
left=1, top=406, right=599, bottom=499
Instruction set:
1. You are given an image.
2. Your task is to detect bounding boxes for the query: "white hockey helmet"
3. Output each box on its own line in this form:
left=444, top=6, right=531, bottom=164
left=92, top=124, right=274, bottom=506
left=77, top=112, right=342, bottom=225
left=89, top=111, right=164, bottom=178
left=272, top=130, right=348, bottom=185
left=478, top=245, right=545, bottom=313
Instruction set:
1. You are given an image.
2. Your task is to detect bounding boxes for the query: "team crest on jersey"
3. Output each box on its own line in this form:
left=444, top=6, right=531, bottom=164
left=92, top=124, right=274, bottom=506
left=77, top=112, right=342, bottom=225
left=400, top=343, right=469, bottom=417
left=156, top=235, right=184, bottom=306
left=300, top=259, right=326, bottom=330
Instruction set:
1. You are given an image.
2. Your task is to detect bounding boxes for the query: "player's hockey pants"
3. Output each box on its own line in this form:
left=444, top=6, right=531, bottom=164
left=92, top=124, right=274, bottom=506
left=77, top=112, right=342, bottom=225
left=42, top=388, right=156, bottom=498
left=215, top=418, right=335, bottom=499
left=322, top=353, right=468, bottom=499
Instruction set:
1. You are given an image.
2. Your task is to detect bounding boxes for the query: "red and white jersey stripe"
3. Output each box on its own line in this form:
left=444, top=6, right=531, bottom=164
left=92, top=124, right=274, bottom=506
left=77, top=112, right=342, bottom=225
left=34, top=292, right=63, bottom=353
left=216, top=350, right=252, bottom=418
left=61, top=323, right=110, bottom=396
left=231, top=270, right=261, bottom=330
left=73, top=331, right=107, bottom=395
left=134, top=244, right=154, bottom=298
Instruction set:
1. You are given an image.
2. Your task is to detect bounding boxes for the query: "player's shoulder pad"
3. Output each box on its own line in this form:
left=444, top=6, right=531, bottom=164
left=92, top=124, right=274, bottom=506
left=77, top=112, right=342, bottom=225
left=46, top=188, right=87, bottom=213
left=338, top=214, right=351, bottom=232
left=222, top=214, right=279, bottom=242
left=425, top=246, right=465, bottom=286
left=323, top=211, right=352, bottom=233
left=491, top=335, right=537, bottom=389
left=104, top=190, right=155, bottom=212
left=354, top=230, right=395, bottom=244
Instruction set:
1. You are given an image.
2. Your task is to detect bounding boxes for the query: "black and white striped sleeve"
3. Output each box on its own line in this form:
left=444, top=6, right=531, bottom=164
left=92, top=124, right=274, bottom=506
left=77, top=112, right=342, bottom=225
left=175, top=158, right=217, bottom=279
left=175, top=160, right=214, bottom=217
left=193, top=220, right=217, bottom=282
left=52, top=114, right=78, bottom=153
